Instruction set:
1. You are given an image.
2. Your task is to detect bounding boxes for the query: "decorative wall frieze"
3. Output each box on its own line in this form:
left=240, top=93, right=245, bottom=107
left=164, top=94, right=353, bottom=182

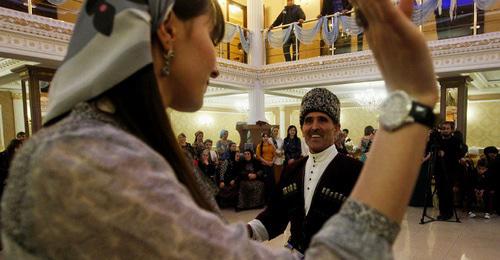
left=1, top=7, right=500, bottom=94
left=0, top=7, right=73, bottom=40
left=0, top=8, right=70, bottom=62
left=261, top=32, right=500, bottom=90
left=212, top=58, right=258, bottom=89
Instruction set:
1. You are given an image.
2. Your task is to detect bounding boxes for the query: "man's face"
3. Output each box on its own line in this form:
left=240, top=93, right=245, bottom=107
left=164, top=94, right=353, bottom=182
left=287, top=0, right=294, bottom=6
left=486, top=152, right=498, bottom=160
left=244, top=151, right=252, bottom=161
left=478, top=166, right=488, bottom=175
left=301, top=112, right=340, bottom=153
left=441, top=124, right=452, bottom=137
left=204, top=142, right=212, bottom=150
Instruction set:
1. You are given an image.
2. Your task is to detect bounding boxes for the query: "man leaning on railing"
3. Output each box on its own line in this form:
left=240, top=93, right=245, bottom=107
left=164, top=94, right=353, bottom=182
left=318, top=0, right=364, bottom=55
left=268, top=0, right=305, bottom=62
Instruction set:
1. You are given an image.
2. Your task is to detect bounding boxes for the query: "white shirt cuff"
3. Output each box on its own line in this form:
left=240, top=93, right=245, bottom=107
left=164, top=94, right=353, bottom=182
left=248, top=219, right=269, bottom=241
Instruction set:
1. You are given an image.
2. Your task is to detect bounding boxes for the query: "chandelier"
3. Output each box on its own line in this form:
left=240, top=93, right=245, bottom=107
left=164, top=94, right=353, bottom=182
left=353, top=89, right=387, bottom=111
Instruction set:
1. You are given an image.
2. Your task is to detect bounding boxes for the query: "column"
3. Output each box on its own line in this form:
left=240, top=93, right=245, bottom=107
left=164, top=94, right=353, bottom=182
left=247, top=0, right=265, bottom=66
left=248, top=82, right=266, bottom=124
left=279, top=106, right=286, bottom=137
left=438, top=76, right=471, bottom=143
left=247, top=0, right=266, bottom=124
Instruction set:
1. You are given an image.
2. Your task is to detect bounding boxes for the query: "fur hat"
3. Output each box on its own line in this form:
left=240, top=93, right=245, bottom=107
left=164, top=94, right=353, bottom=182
left=300, top=88, right=340, bottom=126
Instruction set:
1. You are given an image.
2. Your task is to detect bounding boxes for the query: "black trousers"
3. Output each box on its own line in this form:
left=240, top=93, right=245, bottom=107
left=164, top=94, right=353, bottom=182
left=283, top=35, right=300, bottom=61
left=434, top=162, right=455, bottom=217
left=434, top=5, right=485, bottom=40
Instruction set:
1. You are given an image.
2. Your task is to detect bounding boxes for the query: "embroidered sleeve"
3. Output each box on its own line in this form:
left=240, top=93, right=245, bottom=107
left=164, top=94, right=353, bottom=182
left=305, top=198, right=400, bottom=260
left=9, top=128, right=300, bottom=260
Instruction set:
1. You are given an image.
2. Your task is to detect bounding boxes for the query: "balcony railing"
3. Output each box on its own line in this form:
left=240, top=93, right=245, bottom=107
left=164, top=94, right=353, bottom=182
left=216, top=21, right=250, bottom=64
left=2, top=0, right=499, bottom=66
left=264, top=0, right=500, bottom=64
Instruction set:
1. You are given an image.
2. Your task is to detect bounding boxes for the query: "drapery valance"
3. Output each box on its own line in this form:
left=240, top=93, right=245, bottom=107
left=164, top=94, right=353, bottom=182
left=222, top=22, right=251, bottom=54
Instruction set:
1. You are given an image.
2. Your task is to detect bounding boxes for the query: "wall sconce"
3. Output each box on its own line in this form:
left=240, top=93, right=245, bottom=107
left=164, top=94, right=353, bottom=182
left=229, top=4, right=242, bottom=14
left=197, top=114, right=214, bottom=126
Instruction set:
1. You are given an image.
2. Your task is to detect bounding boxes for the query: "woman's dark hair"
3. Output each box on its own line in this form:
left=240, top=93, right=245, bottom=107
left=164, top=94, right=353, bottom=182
left=286, top=125, right=297, bottom=139
left=194, top=130, right=203, bottom=143
left=106, top=64, right=215, bottom=213
left=364, top=125, right=375, bottom=136
left=259, top=132, right=269, bottom=157
left=244, top=149, right=254, bottom=160
left=173, top=0, right=225, bottom=45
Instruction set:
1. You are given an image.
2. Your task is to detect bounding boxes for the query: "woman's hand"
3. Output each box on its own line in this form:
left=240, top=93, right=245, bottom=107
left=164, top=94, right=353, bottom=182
left=248, top=173, right=257, bottom=180
left=350, top=0, right=438, bottom=107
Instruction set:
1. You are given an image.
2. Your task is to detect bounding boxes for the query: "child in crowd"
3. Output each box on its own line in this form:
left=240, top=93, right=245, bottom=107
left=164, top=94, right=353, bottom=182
left=204, top=139, right=219, bottom=167
left=469, top=159, right=496, bottom=219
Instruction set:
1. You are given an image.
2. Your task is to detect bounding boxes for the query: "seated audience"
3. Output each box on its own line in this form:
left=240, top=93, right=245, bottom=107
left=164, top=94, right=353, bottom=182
left=468, top=159, right=496, bottom=219
left=216, top=129, right=232, bottom=160
left=204, top=139, right=219, bottom=167
left=236, top=149, right=266, bottom=211
left=177, top=133, right=196, bottom=162
left=192, top=130, right=205, bottom=159
left=216, top=149, right=240, bottom=208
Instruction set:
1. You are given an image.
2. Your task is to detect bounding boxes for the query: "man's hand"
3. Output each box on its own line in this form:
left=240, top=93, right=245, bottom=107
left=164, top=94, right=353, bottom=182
left=298, top=19, right=305, bottom=24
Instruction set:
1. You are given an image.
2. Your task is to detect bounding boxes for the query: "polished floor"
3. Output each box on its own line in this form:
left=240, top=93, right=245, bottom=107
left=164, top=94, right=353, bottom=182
left=222, top=207, right=500, bottom=260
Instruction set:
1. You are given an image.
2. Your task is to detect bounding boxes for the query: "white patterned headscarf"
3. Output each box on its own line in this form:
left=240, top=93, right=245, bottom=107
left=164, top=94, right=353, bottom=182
left=44, top=0, right=175, bottom=123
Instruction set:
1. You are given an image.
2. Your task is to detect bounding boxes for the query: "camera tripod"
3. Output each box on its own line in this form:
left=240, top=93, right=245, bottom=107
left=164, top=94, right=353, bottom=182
left=420, top=149, right=460, bottom=224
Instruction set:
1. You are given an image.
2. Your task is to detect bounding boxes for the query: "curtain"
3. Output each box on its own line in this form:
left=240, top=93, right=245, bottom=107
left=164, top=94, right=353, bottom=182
left=293, top=18, right=324, bottom=44
left=267, top=25, right=294, bottom=49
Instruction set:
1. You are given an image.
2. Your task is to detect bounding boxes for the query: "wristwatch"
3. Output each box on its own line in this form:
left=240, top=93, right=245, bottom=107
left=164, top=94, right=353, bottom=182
left=379, top=90, right=436, bottom=131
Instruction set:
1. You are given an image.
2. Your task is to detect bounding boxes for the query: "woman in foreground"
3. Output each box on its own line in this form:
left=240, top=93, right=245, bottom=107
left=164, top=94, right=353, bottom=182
left=1, top=0, right=437, bottom=259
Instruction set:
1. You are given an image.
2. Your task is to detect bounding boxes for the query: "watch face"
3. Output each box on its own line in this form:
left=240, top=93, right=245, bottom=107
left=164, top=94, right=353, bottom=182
left=379, top=91, right=412, bottom=131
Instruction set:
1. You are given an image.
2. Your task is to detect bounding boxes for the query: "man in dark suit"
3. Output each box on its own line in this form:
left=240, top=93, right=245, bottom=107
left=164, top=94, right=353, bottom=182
left=434, top=0, right=485, bottom=40
left=319, top=0, right=363, bottom=54
left=269, top=0, right=306, bottom=61
left=247, top=88, right=362, bottom=255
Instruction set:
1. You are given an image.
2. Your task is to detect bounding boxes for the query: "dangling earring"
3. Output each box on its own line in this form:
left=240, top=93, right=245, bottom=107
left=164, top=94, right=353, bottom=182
left=161, top=49, right=175, bottom=76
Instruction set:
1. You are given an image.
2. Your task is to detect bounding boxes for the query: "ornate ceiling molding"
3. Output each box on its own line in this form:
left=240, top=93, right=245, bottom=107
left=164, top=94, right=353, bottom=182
left=0, top=7, right=71, bottom=62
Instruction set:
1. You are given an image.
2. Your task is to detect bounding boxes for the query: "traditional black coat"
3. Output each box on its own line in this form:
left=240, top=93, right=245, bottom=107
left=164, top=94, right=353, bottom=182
left=256, top=153, right=362, bottom=253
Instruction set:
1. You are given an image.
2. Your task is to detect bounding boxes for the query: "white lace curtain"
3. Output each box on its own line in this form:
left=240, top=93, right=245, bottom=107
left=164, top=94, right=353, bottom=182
left=266, top=0, right=497, bottom=49
left=222, top=23, right=251, bottom=54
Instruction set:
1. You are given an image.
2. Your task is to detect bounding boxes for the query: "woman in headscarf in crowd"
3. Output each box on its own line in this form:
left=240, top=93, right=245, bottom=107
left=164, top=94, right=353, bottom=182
left=198, top=149, right=217, bottom=185
left=216, top=142, right=240, bottom=208
left=236, top=149, right=266, bottom=211
left=192, top=130, right=205, bottom=159
left=177, top=132, right=196, bottom=161
left=283, top=125, right=302, bottom=165
left=216, top=129, right=232, bottom=159
left=1, top=0, right=440, bottom=258
left=360, top=125, right=375, bottom=162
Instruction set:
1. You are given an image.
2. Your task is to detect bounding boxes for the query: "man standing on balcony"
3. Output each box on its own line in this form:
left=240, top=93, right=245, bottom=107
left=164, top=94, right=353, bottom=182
left=318, top=0, right=363, bottom=55
left=434, top=0, right=485, bottom=40
left=246, top=88, right=362, bottom=255
left=269, top=0, right=305, bottom=62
